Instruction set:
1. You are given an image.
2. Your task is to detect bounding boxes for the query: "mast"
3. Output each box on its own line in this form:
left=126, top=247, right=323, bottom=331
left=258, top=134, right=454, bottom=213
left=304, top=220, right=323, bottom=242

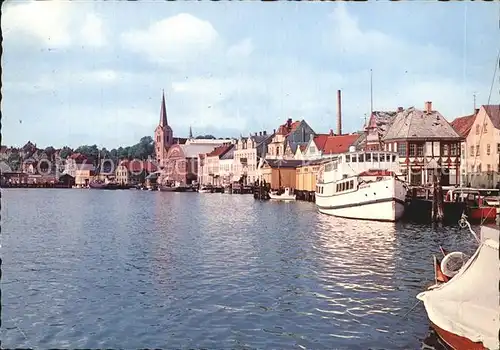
left=370, top=69, right=373, bottom=117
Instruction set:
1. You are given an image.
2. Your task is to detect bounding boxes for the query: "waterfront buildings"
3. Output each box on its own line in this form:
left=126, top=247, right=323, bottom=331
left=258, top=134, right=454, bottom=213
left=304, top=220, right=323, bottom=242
left=218, top=145, right=235, bottom=186
left=232, top=132, right=273, bottom=184
left=458, top=105, right=500, bottom=187
left=203, top=144, right=235, bottom=186
left=451, top=110, right=477, bottom=186
left=115, top=159, right=158, bottom=185
left=266, top=119, right=316, bottom=160
left=382, top=101, right=462, bottom=186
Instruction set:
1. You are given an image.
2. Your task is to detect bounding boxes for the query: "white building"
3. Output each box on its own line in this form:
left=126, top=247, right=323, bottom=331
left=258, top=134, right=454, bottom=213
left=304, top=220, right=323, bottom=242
left=233, top=131, right=273, bottom=185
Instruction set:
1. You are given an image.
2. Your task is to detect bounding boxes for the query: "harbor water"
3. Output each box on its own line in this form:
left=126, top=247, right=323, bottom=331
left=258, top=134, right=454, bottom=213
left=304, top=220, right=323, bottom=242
left=1, top=189, right=478, bottom=349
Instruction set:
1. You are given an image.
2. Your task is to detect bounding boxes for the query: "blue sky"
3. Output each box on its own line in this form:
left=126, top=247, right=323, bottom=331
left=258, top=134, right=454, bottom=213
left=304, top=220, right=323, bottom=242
left=3, top=1, right=499, bottom=149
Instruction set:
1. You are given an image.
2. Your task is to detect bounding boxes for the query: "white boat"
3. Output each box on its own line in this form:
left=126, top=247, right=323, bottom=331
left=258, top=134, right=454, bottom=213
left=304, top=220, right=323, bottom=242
left=269, top=187, right=296, bottom=201
left=315, top=148, right=408, bottom=222
left=198, top=186, right=212, bottom=193
left=417, top=223, right=499, bottom=349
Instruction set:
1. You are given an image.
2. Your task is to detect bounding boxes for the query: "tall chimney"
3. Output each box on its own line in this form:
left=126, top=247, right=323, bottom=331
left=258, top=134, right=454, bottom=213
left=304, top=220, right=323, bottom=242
left=263, top=131, right=267, bottom=135
left=337, top=90, right=342, bottom=135
left=425, top=101, right=432, bottom=113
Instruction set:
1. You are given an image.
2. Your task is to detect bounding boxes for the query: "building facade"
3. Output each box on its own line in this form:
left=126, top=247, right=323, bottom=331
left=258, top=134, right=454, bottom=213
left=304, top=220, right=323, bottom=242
left=460, top=105, right=500, bottom=187
left=451, top=110, right=477, bottom=186
left=266, top=119, right=316, bottom=160
left=233, top=131, right=273, bottom=184
left=115, top=159, right=158, bottom=185
left=382, top=102, right=462, bottom=186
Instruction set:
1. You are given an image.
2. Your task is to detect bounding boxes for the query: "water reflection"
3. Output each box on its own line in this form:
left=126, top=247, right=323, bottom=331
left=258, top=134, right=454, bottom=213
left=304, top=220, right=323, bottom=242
left=2, top=190, right=475, bottom=349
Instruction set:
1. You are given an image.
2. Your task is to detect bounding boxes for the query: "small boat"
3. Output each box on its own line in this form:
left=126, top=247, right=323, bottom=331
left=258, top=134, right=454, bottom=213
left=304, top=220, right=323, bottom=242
left=198, top=186, right=212, bottom=193
left=444, top=188, right=498, bottom=223
left=417, top=216, right=499, bottom=350
left=269, top=187, right=296, bottom=201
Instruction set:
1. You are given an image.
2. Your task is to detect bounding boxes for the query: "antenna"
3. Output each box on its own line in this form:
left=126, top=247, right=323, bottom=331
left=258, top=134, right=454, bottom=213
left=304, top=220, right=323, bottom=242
left=473, top=92, right=476, bottom=111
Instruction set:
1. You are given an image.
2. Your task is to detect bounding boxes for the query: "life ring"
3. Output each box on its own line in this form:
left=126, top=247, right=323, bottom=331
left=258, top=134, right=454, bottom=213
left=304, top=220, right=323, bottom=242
left=441, top=251, right=468, bottom=278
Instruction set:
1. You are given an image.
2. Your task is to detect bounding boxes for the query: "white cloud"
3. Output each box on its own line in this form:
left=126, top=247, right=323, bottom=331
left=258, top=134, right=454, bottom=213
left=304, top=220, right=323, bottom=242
left=2, top=0, right=73, bottom=47
left=227, top=38, right=254, bottom=59
left=326, top=4, right=453, bottom=70
left=2, top=1, right=107, bottom=48
left=121, top=13, right=220, bottom=64
left=80, top=13, right=107, bottom=47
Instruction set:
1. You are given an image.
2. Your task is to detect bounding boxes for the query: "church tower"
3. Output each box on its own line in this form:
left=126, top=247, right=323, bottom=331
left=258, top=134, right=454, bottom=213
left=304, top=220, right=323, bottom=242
left=154, top=90, right=173, bottom=167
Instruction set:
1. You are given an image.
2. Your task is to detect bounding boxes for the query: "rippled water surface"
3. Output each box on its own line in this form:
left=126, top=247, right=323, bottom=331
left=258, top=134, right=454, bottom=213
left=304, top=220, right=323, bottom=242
left=2, top=189, right=479, bottom=349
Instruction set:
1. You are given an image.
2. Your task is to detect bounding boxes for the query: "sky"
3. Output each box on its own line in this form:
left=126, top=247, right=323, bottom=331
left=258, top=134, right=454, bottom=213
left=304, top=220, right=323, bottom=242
left=2, top=1, right=499, bottom=150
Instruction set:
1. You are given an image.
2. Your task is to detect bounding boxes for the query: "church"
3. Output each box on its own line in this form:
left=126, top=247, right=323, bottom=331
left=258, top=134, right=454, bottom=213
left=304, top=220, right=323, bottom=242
left=154, top=91, right=234, bottom=184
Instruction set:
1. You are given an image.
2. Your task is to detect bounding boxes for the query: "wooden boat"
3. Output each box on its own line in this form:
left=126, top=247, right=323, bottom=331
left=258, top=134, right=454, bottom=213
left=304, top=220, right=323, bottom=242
left=269, top=187, right=296, bottom=201
left=417, top=219, right=499, bottom=349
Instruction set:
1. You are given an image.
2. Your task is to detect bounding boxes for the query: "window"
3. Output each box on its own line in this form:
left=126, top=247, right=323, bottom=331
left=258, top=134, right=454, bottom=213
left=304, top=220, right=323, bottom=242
left=476, top=124, right=480, bottom=135
left=487, top=164, right=491, bottom=172
left=483, top=122, right=488, bottom=133
left=477, top=164, right=482, bottom=172
left=366, top=153, right=372, bottom=162
left=498, top=143, right=500, bottom=153
left=397, top=143, right=407, bottom=157
left=351, top=155, right=357, bottom=162
left=345, top=155, right=350, bottom=162
left=470, top=145, right=474, bottom=155
left=487, top=144, right=491, bottom=155
left=349, top=180, right=354, bottom=189
left=476, top=145, right=480, bottom=156
left=409, top=144, right=416, bottom=157
left=358, top=154, right=364, bottom=162
left=441, top=144, right=449, bottom=156
left=373, top=153, right=379, bottom=162
left=417, top=143, right=424, bottom=156
left=449, top=143, right=458, bottom=156
left=310, top=146, right=316, bottom=153
left=392, top=155, right=396, bottom=162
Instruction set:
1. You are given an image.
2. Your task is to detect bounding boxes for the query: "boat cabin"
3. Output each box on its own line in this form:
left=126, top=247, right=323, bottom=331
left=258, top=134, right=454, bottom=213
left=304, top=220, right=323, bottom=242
left=318, top=150, right=402, bottom=184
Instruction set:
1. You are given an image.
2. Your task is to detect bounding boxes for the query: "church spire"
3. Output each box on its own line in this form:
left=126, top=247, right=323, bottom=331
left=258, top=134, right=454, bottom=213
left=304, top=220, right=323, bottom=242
left=189, top=125, right=193, bottom=139
left=159, top=90, right=168, bottom=127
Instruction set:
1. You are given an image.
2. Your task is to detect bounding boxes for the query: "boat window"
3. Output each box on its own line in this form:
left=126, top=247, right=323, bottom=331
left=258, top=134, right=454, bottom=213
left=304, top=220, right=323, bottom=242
left=349, top=180, right=353, bottom=189
left=345, top=155, right=350, bottom=162
left=386, top=154, right=391, bottom=162
left=351, top=155, right=357, bottom=162
left=358, top=154, right=364, bottom=162
left=373, top=153, right=379, bottom=162
left=341, top=182, right=345, bottom=191
left=392, top=155, right=396, bottom=162
left=338, top=156, right=342, bottom=163
left=366, top=153, right=372, bottom=162
left=336, top=184, right=339, bottom=192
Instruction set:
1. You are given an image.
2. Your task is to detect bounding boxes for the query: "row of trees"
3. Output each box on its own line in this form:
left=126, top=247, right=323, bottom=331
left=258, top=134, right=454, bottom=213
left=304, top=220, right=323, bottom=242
left=72, top=136, right=155, bottom=162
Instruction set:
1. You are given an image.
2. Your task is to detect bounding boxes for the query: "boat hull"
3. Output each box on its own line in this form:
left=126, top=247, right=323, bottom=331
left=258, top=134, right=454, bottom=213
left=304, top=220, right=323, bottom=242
left=430, top=321, right=486, bottom=350
left=468, top=207, right=497, bottom=222
left=315, top=177, right=407, bottom=222
left=269, top=193, right=296, bottom=201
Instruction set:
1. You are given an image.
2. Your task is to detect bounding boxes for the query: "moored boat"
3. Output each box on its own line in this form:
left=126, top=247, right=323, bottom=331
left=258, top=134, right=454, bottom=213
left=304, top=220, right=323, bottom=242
left=417, top=217, right=499, bottom=350
left=315, top=149, right=408, bottom=222
left=269, top=187, right=296, bottom=201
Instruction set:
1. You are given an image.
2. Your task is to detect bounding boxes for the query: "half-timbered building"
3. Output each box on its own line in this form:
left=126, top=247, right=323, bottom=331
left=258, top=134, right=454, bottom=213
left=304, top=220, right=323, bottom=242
left=382, top=102, right=462, bottom=186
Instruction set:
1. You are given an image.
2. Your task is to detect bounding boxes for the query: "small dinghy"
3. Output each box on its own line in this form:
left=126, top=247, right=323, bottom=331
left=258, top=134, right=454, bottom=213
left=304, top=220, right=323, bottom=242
left=269, top=187, right=296, bottom=201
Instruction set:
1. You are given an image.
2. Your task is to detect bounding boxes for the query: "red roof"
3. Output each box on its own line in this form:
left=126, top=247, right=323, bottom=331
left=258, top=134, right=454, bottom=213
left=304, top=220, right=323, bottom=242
left=119, top=160, right=157, bottom=173
left=206, top=144, right=233, bottom=158
left=276, top=118, right=301, bottom=136
left=451, top=114, right=476, bottom=137
left=313, top=134, right=329, bottom=150
left=322, top=134, right=360, bottom=154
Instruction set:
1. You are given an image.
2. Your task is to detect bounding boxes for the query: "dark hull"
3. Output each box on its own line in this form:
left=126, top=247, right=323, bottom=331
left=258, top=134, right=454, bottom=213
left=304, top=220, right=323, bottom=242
left=430, top=321, right=486, bottom=350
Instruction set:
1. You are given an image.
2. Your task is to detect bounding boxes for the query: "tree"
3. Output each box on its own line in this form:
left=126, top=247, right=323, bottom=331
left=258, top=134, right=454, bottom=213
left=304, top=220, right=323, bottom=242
left=59, top=146, right=73, bottom=159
